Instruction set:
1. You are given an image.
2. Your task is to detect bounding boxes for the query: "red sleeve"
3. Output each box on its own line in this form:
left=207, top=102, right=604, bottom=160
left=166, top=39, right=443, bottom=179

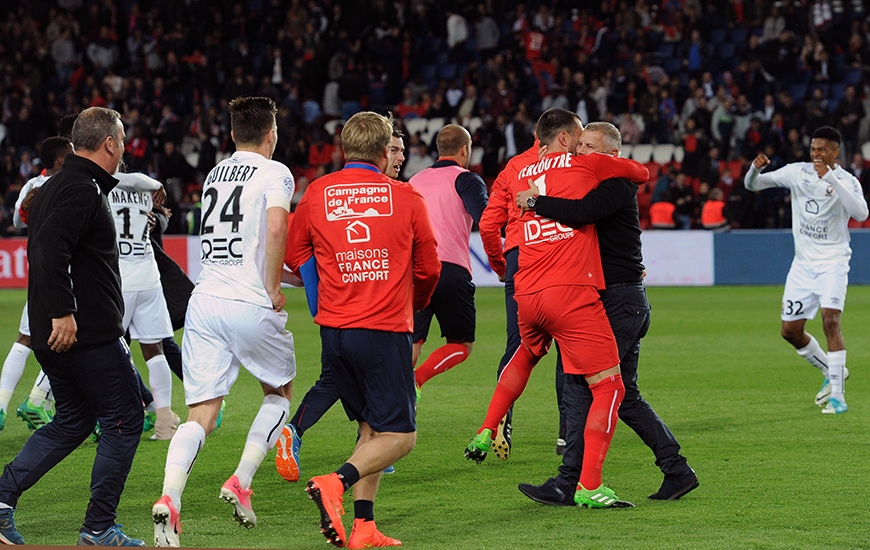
left=593, top=154, right=649, bottom=184
left=410, top=194, right=441, bottom=311
left=285, top=195, right=313, bottom=271
left=478, top=172, right=509, bottom=277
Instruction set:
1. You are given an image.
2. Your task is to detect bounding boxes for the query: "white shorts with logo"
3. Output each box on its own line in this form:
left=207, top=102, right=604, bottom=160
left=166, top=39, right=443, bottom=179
left=123, top=287, right=174, bottom=343
left=781, top=261, right=849, bottom=321
left=19, top=303, right=29, bottom=336
left=182, top=293, right=296, bottom=405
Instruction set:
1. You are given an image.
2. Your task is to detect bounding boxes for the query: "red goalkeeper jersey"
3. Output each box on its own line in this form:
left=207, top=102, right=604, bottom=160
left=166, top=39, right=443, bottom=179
left=514, top=152, right=648, bottom=295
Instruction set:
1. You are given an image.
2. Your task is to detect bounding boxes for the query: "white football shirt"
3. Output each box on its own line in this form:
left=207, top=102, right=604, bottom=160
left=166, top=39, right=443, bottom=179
left=745, top=163, right=869, bottom=264
left=111, top=172, right=163, bottom=291
left=194, top=150, right=293, bottom=308
left=13, top=174, right=50, bottom=229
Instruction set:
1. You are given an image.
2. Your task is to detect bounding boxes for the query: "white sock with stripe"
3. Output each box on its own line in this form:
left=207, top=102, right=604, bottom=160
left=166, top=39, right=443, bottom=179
left=234, top=394, right=289, bottom=488
left=162, top=421, right=206, bottom=510
left=796, top=334, right=828, bottom=377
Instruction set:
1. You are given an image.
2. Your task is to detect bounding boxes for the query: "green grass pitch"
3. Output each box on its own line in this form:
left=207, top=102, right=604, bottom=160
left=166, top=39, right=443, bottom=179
left=0, top=285, right=868, bottom=549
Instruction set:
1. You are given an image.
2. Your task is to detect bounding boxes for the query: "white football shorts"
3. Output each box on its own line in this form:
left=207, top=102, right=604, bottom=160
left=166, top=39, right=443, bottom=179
left=122, top=287, right=174, bottom=343
left=181, top=293, right=296, bottom=405
left=18, top=303, right=29, bottom=336
left=781, top=261, right=849, bottom=321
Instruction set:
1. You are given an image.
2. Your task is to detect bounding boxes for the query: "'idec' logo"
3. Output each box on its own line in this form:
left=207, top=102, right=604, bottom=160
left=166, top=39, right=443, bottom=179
left=523, top=217, right=574, bottom=245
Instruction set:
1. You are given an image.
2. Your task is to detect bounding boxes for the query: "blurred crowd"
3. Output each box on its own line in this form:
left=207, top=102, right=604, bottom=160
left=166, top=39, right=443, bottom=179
left=2, top=0, right=870, bottom=234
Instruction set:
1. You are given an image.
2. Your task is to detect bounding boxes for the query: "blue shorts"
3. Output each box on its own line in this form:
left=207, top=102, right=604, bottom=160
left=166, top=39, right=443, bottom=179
left=413, top=262, right=476, bottom=343
left=320, top=327, right=416, bottom=433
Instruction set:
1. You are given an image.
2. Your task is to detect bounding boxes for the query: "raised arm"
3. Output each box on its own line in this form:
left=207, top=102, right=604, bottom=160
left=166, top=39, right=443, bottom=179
left=744, top=154, right=791, bottom=191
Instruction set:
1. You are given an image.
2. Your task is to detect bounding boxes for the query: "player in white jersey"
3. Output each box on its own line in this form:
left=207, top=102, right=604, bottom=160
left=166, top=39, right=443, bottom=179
left=110, top=171, right=179, bottom=439
left=0, top=137, right=73, bottom=432
left=153, top=97, right=296, bottom=547
left=745, top=126, right=868, bottom=414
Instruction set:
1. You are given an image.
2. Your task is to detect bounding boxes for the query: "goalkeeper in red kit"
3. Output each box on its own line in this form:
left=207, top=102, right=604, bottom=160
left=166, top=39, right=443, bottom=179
left=464, top=108, right=648, bottom=508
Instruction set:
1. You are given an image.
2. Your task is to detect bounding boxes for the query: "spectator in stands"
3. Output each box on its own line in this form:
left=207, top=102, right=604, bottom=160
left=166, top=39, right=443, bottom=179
left=848, top=152, right=870, bottom=195
left=446, top=7, right=469, bottom=63
left=652, top=165, right=677, bottom=204
left=711, top=98, right=735, bottom=159
left=671, top=173, right=697, bottom=229
left=761, top=6, right=786, bottom=43
left=618, top=114, right=642, bottom=145
left=833, top=85, right=865, bottom=160
left=649, top=191, right=677, bottom=229
left=475, top=5, right=501, bottom=61
left=308, top=131, right=335, bottom=172
left=701, top=187, right=730, bottom=231
left=458, top=85, right=481, bottom=121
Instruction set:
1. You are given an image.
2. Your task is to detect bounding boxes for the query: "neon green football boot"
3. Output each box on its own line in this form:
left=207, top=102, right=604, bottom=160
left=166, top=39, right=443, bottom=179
left=16, top=398, right=53, bottom=431
left=464, top=428, right=493, bottom=464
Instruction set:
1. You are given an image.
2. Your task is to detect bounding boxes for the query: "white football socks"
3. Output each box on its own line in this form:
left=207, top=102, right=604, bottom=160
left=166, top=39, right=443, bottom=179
left=796, top=334, right=828, bottom=377
left=28, top=370, right=52, bottom=408
left=827, top=350, right=846, bottom=400
left=162, top=421, right=206, bottom=510
left=234, top=394, right=290, bottom=488
left=145, top=355, right=173, bottom=410
left=0, top=343, right=30, bottom=412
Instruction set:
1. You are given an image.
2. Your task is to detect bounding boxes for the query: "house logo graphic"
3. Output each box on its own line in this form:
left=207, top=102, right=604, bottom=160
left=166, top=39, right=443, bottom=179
left=345, top=220, right=371, bottom=243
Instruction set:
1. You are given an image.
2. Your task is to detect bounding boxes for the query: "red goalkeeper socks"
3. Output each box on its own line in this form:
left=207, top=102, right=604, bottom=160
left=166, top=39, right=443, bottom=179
left=480, top=345, right=541, bottom=433
left=415, top=343, right=469, bottom=387
left=579, top=374, right=625, bottom=491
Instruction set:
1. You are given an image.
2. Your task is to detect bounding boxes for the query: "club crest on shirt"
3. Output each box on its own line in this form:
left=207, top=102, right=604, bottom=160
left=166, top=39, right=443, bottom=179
left=825, top=184, right=834, bottom=197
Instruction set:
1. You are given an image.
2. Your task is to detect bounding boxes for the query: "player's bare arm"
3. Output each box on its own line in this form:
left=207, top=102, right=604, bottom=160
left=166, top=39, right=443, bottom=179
left=265, top=206, right=288, bottom=312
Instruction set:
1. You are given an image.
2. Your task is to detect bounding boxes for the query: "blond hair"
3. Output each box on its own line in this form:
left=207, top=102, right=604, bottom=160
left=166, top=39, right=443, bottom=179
left=342, top=111, right=393, bottom=163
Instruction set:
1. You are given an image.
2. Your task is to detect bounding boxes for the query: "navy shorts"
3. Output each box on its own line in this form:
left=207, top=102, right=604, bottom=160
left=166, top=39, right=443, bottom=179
left=413, top=262, right=476, bottom=343
left=320, top=327, right=416, bottom=433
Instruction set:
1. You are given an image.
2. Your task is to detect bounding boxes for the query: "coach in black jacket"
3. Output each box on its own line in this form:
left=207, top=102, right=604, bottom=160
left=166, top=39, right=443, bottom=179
left=515, top=121, right=698, bottom=507
left=0, top=107, right=145, bottom=546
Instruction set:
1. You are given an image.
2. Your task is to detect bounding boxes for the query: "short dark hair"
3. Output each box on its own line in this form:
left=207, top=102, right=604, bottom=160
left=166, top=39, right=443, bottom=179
left=39, top=136, right=73, bottom=170
left=812, top=126, right=841, bottom=145
left=535, top=108, right=581, bottom=146
left=229, top=97, right=277, bottom=145
left=72, top=107, right=122, bottom=152
left=57, top=113, right=78, bottom=138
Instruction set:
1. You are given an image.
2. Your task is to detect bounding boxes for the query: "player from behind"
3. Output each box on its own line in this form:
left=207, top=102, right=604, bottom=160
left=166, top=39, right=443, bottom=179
left=152, top=97, right=296, bottom=547
left=464, top=108, right=649, bottom=508
left=0, top=137, right=73, bottom=432
left=286, top=111, right=440, bottom=548
left=409, top=124, right=488, bottom=398
left=745, top=126, right=868, bottom=414
left=111, top=171, right=179, bottom=440
left=274, top=127, right=407, bottom=483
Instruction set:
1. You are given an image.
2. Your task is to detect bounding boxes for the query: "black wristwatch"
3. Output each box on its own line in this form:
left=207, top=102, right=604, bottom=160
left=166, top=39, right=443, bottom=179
left=526, top=195, right=537, bottom=209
